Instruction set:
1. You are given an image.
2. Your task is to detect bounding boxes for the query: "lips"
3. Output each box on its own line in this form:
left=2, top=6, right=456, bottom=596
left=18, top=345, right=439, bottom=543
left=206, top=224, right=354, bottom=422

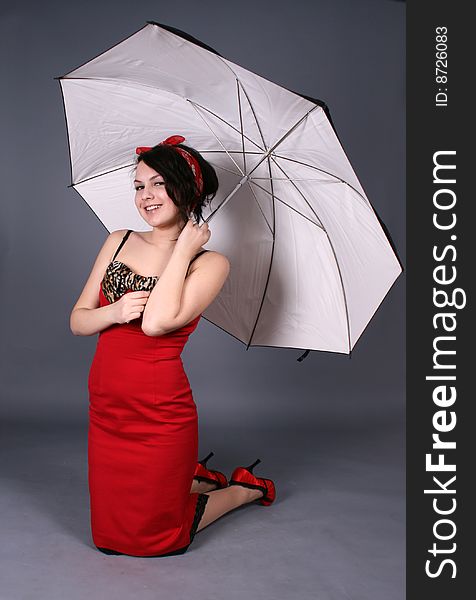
left=145, top=204, right=162, bottom=211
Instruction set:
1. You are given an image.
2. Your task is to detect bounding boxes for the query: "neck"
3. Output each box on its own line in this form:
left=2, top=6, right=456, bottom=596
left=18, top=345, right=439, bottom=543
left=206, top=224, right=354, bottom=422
left=148, top=219, right=186, bottom=247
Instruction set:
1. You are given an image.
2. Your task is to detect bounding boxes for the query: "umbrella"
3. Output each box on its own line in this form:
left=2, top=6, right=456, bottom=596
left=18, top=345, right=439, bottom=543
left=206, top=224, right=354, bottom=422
left=55, top=21, right=403, bottom=361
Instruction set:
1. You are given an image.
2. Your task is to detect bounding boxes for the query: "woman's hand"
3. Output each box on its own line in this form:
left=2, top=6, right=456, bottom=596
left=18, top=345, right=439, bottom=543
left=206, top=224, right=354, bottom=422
left=175, top=218, right=211, bottom=259
left=111, top=290, right=151, bottom=324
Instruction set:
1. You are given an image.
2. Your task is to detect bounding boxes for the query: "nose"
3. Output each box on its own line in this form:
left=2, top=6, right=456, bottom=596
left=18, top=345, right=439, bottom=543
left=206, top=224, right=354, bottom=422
left=141, top=186, right=153, bottom=201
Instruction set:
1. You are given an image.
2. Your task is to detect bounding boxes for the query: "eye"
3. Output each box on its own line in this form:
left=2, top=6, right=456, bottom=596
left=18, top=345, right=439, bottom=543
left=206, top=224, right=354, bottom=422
left=134, top=181, right=164, bottom=191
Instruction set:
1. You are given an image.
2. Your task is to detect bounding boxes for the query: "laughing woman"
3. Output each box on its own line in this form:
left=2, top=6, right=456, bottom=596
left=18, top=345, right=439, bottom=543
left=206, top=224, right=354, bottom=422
left=70, top=135, right=276, bottom=557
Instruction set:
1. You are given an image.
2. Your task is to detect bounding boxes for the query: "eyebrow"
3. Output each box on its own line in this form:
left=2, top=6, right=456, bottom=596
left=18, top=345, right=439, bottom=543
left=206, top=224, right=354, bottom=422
left=133, top=174, right=164, bottom=183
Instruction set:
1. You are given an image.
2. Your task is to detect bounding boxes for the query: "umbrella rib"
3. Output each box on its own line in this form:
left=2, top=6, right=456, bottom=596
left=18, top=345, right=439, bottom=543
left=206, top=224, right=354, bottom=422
left=200, top=150, right=264, bottom=155
left=245, top=181, right=274, bottom=235
left=251, top=177, right=338, bottom=182
left=189, top=75, right=274, bottom=227
left=262, top=105, right=321, bottom=160
left=200, top=175, right=273, bottom=234
left=188, top=99, right=265, bottom=153
left=234, top=80, right=274, bottom=234
left=268, top=155, right=325, bottom=229
left=322, top=236, right=352, bottom=354
left=236, top=79, right=267, bottom=151
left=270, top=156, right=352, bottom=354
left=187, top=100, right=245, bottom=176
left=212, top=163, right=247, bottom=177
left=199, top=52, right=267, bottom=154
left=202, top=107, right=351, bottom=351
left=204, top=105, right=324, bottom=215
left=69, top=162, right=137, bottom=187
left=203, top=52, right=267, bottom=154
left=249, top=180, right=325, bottom=231
left=235, top=104, right=321, bottom=183
left=58, top=75, right=199, bottom=97
left=61, top=75, right=265, bottom=160
left=237, top=80, right=246, bottom=174
left=203, top=175, right=250, bottom=223
left=72, top=156, right=247, bottom=187
left=273, top=153, right=370, bottom=208
left=69, top=152, right=308, bottom=189
left=245, top=152, right=277, bottom=351
left=70, top=152, right=296, bottom=188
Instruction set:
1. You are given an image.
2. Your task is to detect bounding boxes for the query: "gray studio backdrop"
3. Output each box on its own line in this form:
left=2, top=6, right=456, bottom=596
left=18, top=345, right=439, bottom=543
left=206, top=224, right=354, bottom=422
left=1, top=0, right=405, bottom=599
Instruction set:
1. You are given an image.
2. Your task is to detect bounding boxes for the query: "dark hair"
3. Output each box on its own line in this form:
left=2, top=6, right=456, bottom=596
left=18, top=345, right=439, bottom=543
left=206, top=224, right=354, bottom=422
left=133, top=142, right=218, bottom=230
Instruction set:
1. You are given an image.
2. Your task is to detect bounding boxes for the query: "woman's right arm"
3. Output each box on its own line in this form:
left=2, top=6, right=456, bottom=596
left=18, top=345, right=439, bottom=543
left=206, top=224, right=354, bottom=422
left=69, top=230, right=125, bottom=336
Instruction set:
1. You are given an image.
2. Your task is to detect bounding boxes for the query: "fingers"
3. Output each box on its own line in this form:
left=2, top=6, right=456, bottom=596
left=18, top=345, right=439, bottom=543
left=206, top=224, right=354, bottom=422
left=125, top=311, right=142, bottom=324
left=188, top=216, right=209, bottom=230
left=129, top=290, right=151, bottom=297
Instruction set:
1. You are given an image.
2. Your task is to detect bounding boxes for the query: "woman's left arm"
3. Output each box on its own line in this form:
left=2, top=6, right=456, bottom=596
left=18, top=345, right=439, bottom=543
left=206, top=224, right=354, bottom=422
left=141, top=248, right=230, bottom=336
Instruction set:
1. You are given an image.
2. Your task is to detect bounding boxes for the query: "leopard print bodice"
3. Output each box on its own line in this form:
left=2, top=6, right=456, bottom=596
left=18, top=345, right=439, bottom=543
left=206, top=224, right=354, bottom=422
left=101, top=230, right=208, bottom=304
left=101, top=260, right=159, bottom=304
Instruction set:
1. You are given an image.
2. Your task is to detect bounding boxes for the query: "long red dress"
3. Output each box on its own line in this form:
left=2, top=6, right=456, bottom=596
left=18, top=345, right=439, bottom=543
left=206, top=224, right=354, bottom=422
left=87, top=229, right=210, bottom=557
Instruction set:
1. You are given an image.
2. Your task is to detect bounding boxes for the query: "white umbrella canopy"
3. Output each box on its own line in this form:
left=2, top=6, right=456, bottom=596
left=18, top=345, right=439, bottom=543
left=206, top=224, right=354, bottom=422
left=56, top=21, right=402, bottom=359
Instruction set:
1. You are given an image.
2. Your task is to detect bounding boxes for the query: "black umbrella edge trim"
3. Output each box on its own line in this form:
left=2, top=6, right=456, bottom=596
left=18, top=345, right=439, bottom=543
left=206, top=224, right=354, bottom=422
left=198, top=313, right=353, bottom=360
left=147, top=21, right=225, bottom=57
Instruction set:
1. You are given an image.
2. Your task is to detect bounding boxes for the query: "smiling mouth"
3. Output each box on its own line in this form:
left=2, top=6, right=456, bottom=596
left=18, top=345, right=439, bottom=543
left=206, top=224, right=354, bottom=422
left=145, top=204, right=162, bottom=212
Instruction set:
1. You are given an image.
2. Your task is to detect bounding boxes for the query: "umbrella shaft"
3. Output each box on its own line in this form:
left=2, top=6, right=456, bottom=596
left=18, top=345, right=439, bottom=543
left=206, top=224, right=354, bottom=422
left=207, top=174, right=250, bottom=223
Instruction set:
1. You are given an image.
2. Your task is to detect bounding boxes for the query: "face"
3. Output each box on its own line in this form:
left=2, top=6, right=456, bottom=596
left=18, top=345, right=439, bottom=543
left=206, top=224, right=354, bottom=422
left=133, top=160, right=183, bottom=227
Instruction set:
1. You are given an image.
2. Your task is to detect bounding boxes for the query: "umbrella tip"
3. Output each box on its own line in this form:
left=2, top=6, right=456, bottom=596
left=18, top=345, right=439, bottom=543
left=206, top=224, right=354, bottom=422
left=297, top=349, right=310, bottom=362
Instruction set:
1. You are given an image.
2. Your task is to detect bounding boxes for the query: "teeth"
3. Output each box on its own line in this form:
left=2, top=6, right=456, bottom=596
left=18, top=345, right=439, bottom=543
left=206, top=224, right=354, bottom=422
left=145, top=204, right=161, bottom=211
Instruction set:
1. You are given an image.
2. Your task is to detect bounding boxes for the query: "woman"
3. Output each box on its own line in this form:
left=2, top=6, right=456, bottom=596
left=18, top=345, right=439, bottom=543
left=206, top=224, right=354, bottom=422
left=70, top=135, right=276, bottom=557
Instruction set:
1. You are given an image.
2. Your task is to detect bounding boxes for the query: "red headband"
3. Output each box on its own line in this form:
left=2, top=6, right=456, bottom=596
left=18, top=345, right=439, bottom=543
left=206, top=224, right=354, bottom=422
left=135, top=135, right=204, bottom=196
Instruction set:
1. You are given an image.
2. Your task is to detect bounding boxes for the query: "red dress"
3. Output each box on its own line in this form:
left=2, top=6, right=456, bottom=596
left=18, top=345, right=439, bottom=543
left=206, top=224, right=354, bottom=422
left=87, top=230, right=210, bottom=557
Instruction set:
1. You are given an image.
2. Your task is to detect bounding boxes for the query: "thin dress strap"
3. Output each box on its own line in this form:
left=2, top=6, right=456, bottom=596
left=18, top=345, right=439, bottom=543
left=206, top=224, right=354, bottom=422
left=186, top=249, right=209, bottom=276
left=112, top=229, right=132, bottom=261
left=189, top=249, right=209, bottom=265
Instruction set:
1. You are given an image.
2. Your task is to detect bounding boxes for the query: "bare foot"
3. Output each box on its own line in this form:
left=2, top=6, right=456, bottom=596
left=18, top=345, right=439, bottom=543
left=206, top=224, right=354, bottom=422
left=239, top=486, right=265, bottom=503
left=193, top=479, right=220, bottom=493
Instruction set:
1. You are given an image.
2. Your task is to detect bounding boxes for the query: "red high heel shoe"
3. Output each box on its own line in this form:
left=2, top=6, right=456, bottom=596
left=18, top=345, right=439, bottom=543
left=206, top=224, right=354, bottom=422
left=193, top=451, right=228, bottom=489
left=228, top=458, right=276, bottom=506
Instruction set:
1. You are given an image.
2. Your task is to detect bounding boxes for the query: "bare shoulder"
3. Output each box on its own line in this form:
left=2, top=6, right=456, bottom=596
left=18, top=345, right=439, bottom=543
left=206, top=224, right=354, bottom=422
left=113, top=228, right=130, bottom=237
left=201, top=250, right=230, bottom=269
left=204, top=249, right=229, bottom=261
left=109, top=228, right=130, bottom=242
left=189, top=249, right=230, bottom=278
left=85, top=228, right=129, bottom=268
left=103, top=228, right=129, bottom=254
